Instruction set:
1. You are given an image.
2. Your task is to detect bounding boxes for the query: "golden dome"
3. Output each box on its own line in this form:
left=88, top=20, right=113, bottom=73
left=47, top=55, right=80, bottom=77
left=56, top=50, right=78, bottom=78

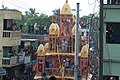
left=44, top=43, right=49, bottom=52
left=37, top=44, right=45, bottom=56
left=72, top=24, right=82, bottom=35
left=61, top=0, right=72, bottom=15
left=49, top=23, right=56, bottom=35
left=80, top=44, right=89, bottom=58
left=55, top=23, right=60, bottom=36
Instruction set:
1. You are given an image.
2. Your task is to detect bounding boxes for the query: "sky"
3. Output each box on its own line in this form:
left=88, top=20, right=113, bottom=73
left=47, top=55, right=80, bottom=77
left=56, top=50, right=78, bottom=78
left=0, top=0, right=99, bottom=17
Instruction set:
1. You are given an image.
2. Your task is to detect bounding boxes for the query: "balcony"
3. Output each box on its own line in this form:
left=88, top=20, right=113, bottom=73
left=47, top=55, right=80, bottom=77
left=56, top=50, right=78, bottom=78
left=2, top=30, right=21, bottom=46
left=2, top=56, right=19, bottom=67
left=24, top=56, right=31, bottom=64
left=2, top=55, right=31, bottom=67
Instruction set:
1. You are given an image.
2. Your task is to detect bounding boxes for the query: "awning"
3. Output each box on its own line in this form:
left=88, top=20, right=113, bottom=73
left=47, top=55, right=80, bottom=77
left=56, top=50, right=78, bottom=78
left=21, top=39, right=38, bottom=42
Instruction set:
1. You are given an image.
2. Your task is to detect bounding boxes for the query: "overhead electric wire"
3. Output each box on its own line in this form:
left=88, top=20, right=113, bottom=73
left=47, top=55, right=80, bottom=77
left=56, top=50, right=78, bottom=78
left=88, top=0, right=100, bottom=14
left=88, top=0, right=97, bottom=5
left=16, top=0, right=32, bottom=8
left=11, top=0, right=30, bottom=9
left=93, top=0, right=97, bottom=12
left=82, top=12, right=99, bottom=28
left=16, top=0, right=48, bottom=13
left=5, top=0, right=51, bottom=14
left=4, top=0, right=28, bottom=11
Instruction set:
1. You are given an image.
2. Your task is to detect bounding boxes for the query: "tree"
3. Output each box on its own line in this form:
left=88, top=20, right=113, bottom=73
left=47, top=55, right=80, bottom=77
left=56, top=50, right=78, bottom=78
left=80, top=15, right=89, bottom=24
left=24, top=8, right=39, bottom=26
left=52, top=8, right=60, bottom=16
left=37, top=13, right=52, bottom=34
left=25, top=8, right=39, bottom=18
left=52, top=9, right=60, bottom=24
left=21, top=8, right=52, bottom=34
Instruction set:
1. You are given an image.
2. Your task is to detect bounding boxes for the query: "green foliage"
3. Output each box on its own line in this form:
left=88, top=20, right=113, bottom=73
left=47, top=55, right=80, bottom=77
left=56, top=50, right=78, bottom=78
left=52, top=8, right=60, bottom=16
left=52, top=8, right=60, bottom=24
left=80, top=15, right=89, bottom=23
left=21, top=8, right=52, bottom=34
left=25, top=8, right=39, bottom=18
left=22, top=25, right=28, bottom=34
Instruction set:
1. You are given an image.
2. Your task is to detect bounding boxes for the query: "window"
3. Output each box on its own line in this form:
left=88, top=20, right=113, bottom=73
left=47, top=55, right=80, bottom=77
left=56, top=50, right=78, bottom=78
left=3, top=19, right=7, bottom=30
left=3, top=19, right=13, bottom=30
left=104, top=0, right=120, bottom=5
left=3, top=31, right=10, bottom=37
left=106, top=23, right=120, bottom=44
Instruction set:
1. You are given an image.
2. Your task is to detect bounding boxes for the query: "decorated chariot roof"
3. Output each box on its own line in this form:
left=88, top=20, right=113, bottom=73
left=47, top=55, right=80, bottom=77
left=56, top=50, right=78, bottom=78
left=61, top=0, right=72, bottom=15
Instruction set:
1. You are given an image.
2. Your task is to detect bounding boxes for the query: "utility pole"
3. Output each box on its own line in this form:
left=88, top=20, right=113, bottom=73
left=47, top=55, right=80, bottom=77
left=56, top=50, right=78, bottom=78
left=99, top=0, right=103, bottom=80
left=74, top=3, right=79, bottom=80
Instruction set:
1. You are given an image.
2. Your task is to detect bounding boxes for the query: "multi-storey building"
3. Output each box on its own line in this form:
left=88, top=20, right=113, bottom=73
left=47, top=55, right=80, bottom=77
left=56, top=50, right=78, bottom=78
left=0, top=9, right=24, bottom=79
left=102, top=1, right=120, bottom=80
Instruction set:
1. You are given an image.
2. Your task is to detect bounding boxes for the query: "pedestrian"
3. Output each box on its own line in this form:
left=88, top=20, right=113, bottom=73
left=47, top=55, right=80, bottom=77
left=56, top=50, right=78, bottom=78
left=7, top=50, right=12, bottom=58
left=62, top=40, right=65, bottom=52
left=62, top=39, right=67, bottom=52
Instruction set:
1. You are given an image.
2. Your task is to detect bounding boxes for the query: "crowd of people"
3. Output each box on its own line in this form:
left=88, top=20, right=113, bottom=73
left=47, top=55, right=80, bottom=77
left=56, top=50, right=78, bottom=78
left=7, top=47, right=37, bottom=60
left=5, top=22, right=21, bottom=31
left=4, top=47, right=37, bottom=80
left=49, top=37, right=72, bottom=53
left=44, top=57, right=74, bottom=69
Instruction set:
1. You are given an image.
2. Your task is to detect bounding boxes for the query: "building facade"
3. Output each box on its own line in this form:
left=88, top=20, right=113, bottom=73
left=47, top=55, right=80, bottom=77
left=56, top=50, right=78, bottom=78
left=103, top=1, right=120, bottom=80
left=0, top=9, right=23, bottom=79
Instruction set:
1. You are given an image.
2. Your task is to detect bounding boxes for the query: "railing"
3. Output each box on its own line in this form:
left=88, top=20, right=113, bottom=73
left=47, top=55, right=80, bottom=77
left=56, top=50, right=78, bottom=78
left=45, top=68, right=74, bottom=77
left=2, top=56, right=18, bottom=65
left=64, top=69, right=74, bottom=77
left=3, top=31, right=10, bottom=37
left=45, top=68, right=60, bottom=76
left=59, top=46, right=72, bottom=53
left=2, top=55, right=31, bottom=67
left=104, top=0, right=120, bottom=5
left=24, top=56, right=31, bottom=64
left=2, top=30, right=21, bottom=46
left=3, top=30, right=21, bottom=38
left=18, top=54, right=24, bottom=63
left=48, top=45, right=72, bottom=53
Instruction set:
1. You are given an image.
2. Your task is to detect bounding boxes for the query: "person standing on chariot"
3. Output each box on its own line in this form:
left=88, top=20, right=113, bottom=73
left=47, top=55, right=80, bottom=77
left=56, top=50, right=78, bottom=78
left=62, top=39, right=67, bottom=52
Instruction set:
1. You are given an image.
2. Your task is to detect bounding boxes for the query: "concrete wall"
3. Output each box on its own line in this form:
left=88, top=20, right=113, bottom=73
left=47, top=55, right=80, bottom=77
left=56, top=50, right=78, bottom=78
left=0, top=14, right=3, bottom=67
left=103, top=5, right=120, bottom=23
left=0, top=9, right=22, bottom=67
left=0, top=46, right=2, bottom=67
left=0, top=9, right=22, bottom=20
